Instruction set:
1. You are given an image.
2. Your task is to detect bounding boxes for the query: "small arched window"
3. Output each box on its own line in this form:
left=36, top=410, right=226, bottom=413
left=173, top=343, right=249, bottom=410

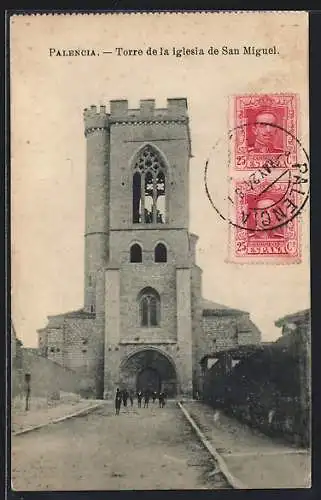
left=138, top=287, right=160, bottom=327
left=130, top=243, right=142, bottom=263
left=154, top=243, right=167, bottom=263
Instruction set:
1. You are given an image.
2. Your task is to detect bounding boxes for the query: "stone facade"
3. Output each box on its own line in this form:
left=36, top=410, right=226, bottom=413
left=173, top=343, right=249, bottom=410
left=37, top=98, right=261, bottom=399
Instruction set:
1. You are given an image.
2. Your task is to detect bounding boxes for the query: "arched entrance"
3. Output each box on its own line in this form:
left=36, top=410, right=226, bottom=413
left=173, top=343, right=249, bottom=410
left=119, top=348, right=177, bottom=396
left=137, top=367, right=161, bottom=393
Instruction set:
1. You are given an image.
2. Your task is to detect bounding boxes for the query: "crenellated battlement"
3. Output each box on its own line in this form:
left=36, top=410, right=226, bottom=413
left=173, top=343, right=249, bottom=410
left=84, top=98, right=188, bottom=134
left=110, top=98, right=188, bottom=123
left=83, top=105, right=110, bottom=135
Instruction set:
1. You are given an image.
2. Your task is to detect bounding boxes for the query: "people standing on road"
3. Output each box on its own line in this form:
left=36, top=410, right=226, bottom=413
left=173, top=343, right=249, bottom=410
left=143, top=390, right=150, bottom=408
left=122, top=389, right=129, bottom=408
left=152, top=391, right=157, bottom=404
left=115, top=388, right=122, bottom=415
left=137, top=390, right=143, bottom=408
left=129, top=390, right=134, bottom=407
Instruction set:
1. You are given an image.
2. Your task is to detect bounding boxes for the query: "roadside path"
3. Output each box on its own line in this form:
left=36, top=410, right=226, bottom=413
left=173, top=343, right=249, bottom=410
left=12, top=398, right=104, bottom=434
left=182, top=401, right=311, bottom=488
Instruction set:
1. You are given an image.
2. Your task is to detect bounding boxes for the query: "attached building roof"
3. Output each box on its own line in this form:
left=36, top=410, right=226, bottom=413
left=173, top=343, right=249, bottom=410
left=47, top=308, right=96, bottom=320
left=201, top=298, right=248, bottom=316
left=37, top=308, right=95, bottom=332
left=275, top=309, right=310, bottom=328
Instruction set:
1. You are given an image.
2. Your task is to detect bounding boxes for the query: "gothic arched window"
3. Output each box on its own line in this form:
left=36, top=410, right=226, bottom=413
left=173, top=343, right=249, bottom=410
left=130, top=243, right=142, bottom=263
left=138, top=287, right=160, bottom=327
left=154, top=243, right=167, bottom=263
left=132, top=145, right=167, bottom=224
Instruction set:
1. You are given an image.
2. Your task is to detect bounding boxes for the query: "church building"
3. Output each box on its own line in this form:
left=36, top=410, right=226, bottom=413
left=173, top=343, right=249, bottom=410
left=37, top=98, right=261, bottom=399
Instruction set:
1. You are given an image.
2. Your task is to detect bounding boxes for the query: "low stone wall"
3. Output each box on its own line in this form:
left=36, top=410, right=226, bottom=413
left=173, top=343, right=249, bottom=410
left=12, top=349, right=81, bottom=401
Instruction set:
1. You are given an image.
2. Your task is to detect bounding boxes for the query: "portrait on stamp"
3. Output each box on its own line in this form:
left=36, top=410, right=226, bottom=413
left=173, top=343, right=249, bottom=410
left=10, top=11, right=310, bottom=492
left=248, top=109, right=284, bottom=154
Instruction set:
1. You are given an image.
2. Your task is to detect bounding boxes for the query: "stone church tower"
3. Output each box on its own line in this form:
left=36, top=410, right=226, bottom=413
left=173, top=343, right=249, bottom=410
left=85, top=98, right=201, bottom=398
left=37, top=98, right=261, bottom=399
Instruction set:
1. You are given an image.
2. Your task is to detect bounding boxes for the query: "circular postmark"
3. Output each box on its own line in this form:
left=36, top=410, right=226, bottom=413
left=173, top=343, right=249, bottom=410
left=204, top=121, right=309, bottom=233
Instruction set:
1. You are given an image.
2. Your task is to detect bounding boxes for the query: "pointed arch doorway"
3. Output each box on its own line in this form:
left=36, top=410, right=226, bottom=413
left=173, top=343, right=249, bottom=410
left=119, top=348, right=177, bottom=396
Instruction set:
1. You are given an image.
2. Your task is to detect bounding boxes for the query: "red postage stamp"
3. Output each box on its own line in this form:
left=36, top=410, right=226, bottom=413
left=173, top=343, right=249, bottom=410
left=232, top=93, right=298, bottom=171
left=230, top=180, right=301, bottom=262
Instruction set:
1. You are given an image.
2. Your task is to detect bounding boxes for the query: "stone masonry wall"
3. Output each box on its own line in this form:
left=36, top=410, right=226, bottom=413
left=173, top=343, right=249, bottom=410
left=63, top=317, right=103, bottom=398
left=201, top=313, right=261, bottom=355
left=202, top=315, right=239, bottom=353
left=237, top=315, right=261, bottom=345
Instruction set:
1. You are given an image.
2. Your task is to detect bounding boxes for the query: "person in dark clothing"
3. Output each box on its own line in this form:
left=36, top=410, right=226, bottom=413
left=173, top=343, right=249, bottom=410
left=115, top=388, right=122, bottom=415
left=122, top=389, right=128, bottom=408
left=152, top=391, right=157, bottom=403
left=158, top=392, right=166, bottom=408
left=137, top=391, right=143, bottom=408
left=143, top=390, right=150, bottom=408
left=129, top=390, right=134, bottom=407
left=163, top=392, right=167, bottom=407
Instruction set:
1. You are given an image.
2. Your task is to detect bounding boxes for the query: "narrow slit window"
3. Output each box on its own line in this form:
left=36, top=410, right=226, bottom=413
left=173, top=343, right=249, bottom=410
left=156, top=171, right=166, bottom=223
left=141, top=297, right=149, bottom=326
left=133, top=172, right=141, bottom=223
left=144, top=171, right=153, bottom=223
left=150, top=296, right=158, bottom=326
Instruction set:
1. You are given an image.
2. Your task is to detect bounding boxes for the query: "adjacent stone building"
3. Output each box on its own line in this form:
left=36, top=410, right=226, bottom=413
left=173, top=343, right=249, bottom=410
left=275, top=309, right=310, bottom=339
left=275, top=309, right=311, bottom=425
left=38, top=98, right=261, bottom=399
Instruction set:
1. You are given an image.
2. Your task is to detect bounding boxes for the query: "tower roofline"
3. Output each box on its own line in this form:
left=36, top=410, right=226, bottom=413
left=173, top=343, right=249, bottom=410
left=109, top=98, right=188, bottom=121
left=84, top=97, right=192, bottom=155
left=84, top=98, right=189, bottom=123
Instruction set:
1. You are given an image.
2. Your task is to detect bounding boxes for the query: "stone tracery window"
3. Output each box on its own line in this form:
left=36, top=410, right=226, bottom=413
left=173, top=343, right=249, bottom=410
left=132, top=146, right=167, bottom=224
left=138, top=287, right=160, bottom=327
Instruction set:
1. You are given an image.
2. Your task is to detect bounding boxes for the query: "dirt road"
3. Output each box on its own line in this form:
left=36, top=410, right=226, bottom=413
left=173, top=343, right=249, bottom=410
left=12, top=401, right=228, bottom=491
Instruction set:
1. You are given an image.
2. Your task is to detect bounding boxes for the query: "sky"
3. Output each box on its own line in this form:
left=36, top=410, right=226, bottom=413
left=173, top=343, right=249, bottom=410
left=11, top=13, right=310, bottom=347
